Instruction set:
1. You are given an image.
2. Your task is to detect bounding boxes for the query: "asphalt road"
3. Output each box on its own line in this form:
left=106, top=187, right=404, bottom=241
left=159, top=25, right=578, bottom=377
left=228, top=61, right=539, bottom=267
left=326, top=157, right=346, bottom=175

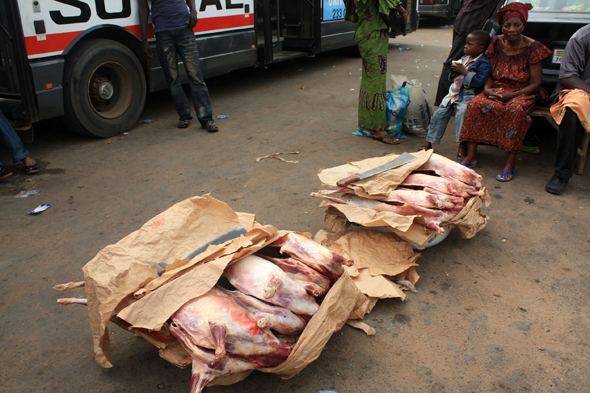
left=1, top=21, right=589, bottom=393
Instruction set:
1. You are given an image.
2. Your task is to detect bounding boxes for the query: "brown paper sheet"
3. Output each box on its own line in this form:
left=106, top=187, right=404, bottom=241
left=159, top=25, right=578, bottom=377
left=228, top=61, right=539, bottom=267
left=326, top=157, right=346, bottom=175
left=346, top=320, right=376, bottom=335
left=81, top=194, right=371, bottom=393
left=330, top=230, right=419, bottom=277
left=82, top=195, right=263, bottom=368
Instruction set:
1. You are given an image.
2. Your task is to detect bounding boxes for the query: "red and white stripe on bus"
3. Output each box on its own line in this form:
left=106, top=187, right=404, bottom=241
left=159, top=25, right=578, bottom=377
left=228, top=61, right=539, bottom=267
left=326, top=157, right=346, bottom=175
left=19, top=0, right=254, bottom=59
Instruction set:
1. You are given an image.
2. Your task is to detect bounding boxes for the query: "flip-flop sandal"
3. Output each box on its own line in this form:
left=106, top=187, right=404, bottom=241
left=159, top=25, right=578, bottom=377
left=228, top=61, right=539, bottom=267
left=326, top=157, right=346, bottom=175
left=496, top=170, right=515, bottom=182
left=177, top=120, right=190, bottom=128
left=24, top=163, right=39, bottom=174
left=372, top=133, right=400, bottom=145
left=204, top=122, right=219, bottom=133
left=0, top=169, right=12, bottom=181
left=420, top=143, right=432, bottom=151
left=460, top=162, right=477, bottom=168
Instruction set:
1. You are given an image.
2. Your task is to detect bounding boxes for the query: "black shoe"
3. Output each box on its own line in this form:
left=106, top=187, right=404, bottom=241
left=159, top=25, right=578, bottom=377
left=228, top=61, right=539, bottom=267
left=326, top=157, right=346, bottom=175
left=0, top=168, right=12, bottom=181
left=545, top=175, right=568, bottom=195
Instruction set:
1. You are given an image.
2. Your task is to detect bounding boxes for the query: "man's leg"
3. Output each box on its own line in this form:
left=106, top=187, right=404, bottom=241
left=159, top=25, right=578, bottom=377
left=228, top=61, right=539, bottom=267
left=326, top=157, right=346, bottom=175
left=175, top=28, right=214, bottom=128
left=155, top=30, right=192, bottom=122
left=546, top=107, right=585, bottom=194
left=0, top=110, right=30, bottom=164
left=434, top=31, right=467, bottom=106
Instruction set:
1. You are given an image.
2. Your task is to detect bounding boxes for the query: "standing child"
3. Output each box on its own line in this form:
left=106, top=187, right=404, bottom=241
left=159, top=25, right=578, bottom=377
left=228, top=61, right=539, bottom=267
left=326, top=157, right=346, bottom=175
left=421, top=30, right=491, bottom=160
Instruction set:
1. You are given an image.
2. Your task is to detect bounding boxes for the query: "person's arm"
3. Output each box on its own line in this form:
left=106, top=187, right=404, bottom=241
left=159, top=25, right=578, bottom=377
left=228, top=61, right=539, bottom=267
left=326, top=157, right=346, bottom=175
left=482, top=75, right=495, bottom=97
left=186, top=0, right=198, bottom=29
left=138, top=0, right=153, bottom=58
left=498, top=61, right=543, bottom=102
left=560, top=75, right=590, bottom=95
left=396, top=4, right=407, bottom=24
left=462, top=60, right=491, bottom=89
left=558, top=34, right=590, bottom=94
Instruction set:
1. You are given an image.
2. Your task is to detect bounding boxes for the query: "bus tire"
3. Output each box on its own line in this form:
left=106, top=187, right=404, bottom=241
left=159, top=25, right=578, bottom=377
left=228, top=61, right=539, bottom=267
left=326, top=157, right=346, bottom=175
left=63, top=39, right=146, bottom=138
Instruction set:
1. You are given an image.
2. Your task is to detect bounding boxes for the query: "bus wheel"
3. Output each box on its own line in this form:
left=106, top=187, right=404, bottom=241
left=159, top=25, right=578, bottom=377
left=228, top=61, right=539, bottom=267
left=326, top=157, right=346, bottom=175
left=63, top=39, right=146, bottom=138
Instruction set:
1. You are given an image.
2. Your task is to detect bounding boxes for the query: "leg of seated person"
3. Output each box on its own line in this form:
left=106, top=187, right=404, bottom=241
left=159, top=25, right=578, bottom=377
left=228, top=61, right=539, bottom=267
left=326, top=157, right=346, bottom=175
left=546, top=108, right=585, bottom=194
left=424, top=102, right=455, bottom=149
left=497, top=152, right=517, bottom=181
left=461, top=141, right=478, bottom=166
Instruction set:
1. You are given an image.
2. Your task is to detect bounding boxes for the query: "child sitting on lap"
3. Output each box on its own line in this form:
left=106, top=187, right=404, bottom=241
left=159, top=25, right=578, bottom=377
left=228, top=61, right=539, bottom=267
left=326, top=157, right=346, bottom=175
left=421, top=30, right=491, bottom=160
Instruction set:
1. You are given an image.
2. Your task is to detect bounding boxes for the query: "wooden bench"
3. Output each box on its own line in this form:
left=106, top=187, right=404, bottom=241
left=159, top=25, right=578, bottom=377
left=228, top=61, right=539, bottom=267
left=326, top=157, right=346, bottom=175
left=531, top=106, right=589, bottom=175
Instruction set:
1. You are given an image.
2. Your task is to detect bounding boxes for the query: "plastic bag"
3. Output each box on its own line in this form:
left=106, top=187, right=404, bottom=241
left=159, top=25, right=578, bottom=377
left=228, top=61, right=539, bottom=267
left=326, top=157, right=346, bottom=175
left=390, top=75, right=433, bottom=135
left=403, top=79, right=432, bottom=135
left=386, top=87, right=409, bottom=140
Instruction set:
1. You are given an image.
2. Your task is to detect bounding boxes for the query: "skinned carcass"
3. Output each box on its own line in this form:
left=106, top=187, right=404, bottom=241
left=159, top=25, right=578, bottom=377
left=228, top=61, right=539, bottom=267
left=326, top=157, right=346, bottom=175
left=401, top=173, right=483, bottom=198
left=170, top=326, right=290, bottom=393
left=310, top=192, right=459, bottom=235
left=258, top=255, right=331, bottom=297
left=315, top=187, right=464, bottom=210
left=223, top=255, right=320, bottom=316
left=221, top=288, right=307, bottom=335
left=417, top=153, right=482, bottom=188
left=169, top=287, right=293, bottom=360
left=168, top=287, right=293, bottom=393
left=269, top=232, right=353, bottom=281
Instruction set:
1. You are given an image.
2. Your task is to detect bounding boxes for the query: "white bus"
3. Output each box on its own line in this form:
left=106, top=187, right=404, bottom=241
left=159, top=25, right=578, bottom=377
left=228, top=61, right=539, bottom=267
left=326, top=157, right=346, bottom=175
left=0, top=0, right=419, bottom=137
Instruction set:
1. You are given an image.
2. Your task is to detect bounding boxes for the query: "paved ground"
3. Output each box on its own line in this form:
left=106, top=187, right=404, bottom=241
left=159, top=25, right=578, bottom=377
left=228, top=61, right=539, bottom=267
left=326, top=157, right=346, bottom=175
left=1, top=21, right=589, bottom=393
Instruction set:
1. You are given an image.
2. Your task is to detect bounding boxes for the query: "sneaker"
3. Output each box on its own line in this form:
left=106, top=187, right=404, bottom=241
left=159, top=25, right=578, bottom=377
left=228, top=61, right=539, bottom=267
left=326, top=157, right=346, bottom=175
left=545, top=175, right=568, bottom=195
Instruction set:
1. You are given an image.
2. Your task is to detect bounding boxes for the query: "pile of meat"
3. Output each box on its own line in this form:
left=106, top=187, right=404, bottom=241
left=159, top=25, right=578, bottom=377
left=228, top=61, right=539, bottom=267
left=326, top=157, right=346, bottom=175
left=311, top=154, right=484, bottom=235
left=165, top=232, right=353, bottom=393
left=56, top=233, right=353, bottom=393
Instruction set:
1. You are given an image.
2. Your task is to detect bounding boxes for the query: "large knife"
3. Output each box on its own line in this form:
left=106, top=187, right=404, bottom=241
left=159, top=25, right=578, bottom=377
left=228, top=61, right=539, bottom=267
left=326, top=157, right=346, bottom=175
left=336, top=152, right=418, bottom=187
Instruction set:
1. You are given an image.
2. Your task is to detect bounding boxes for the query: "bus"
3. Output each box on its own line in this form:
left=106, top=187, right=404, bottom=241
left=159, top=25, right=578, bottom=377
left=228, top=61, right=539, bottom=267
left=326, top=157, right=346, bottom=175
left=0, top=0, right=419, bottom=137
left=418, top=0, right=463, bottom=20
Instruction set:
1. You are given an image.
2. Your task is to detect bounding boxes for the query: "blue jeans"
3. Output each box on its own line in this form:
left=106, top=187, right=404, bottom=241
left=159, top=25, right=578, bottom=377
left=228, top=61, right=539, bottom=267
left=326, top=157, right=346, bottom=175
left=0, top=110, right=29, bottom=167
left=155, top=27, right=213, bottom=126
left=425, top=100, right=468, bottom=144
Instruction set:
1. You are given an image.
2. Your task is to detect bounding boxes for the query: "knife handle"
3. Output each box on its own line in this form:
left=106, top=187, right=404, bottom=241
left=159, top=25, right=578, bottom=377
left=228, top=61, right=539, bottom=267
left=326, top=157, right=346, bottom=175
left=337, top=175, right=361, bottom=188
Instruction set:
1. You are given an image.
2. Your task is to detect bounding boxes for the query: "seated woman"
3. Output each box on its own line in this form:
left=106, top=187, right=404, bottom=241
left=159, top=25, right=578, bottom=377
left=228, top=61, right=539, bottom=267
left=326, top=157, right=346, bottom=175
left=460, top=2, right=551, bottom=181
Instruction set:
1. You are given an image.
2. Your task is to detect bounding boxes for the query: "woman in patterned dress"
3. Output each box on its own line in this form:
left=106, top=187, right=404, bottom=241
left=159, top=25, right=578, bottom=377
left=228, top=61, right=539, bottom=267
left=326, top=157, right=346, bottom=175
left=460, top=2, right=551, bottom=181
left=345, top=0, right=406, bottom=144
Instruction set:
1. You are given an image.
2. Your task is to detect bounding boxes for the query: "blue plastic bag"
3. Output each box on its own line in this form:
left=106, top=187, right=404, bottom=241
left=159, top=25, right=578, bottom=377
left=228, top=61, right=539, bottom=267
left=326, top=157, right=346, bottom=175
left=386, top=85, right=410, bottom=139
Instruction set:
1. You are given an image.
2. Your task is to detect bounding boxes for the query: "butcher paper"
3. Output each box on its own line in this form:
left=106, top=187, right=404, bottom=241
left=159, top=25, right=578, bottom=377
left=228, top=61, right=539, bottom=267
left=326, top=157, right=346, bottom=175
left=315, top=151, right=491, bottom=246
left=80, top=195, right=368, bottom=387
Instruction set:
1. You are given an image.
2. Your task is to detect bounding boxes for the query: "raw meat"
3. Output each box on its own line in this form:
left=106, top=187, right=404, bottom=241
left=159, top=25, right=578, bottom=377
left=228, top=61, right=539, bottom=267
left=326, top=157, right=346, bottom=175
left=269, top=232, right=353, bottom=281
left=259, top=255, right=331, bottom=297
left=56, top=298, right=88, bottom=305
left=401, top=174, right=482, bottom=198
left=315, top=188, right=464, bottom=210
left=221, top=287, right=307, bottom=335
left=224, top=255, right=319, bottom=316
left=169, top=287, right=292, bottom=360
left=418, top=153, right=483, bottom=188
left=310, top=192, right=459, bottom=234
left=53, top=281, right=85, bottom=291
left=171, top=342, right=288, bottom=393
left=381, top=189, right=464, bottom=210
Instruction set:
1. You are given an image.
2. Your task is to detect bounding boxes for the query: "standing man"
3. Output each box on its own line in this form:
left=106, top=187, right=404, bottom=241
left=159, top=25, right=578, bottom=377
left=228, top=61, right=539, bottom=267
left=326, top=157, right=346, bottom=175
left=139, top=0, right=218, bottom=132
left=434, top=0, right=502, bottom=107
left=545, top=24, right=590, bottom=195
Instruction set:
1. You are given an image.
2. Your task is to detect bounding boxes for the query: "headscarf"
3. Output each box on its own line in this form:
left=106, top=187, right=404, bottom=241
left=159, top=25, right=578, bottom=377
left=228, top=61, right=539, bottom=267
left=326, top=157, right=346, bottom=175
left=497, top=2, right=533, bottom=27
